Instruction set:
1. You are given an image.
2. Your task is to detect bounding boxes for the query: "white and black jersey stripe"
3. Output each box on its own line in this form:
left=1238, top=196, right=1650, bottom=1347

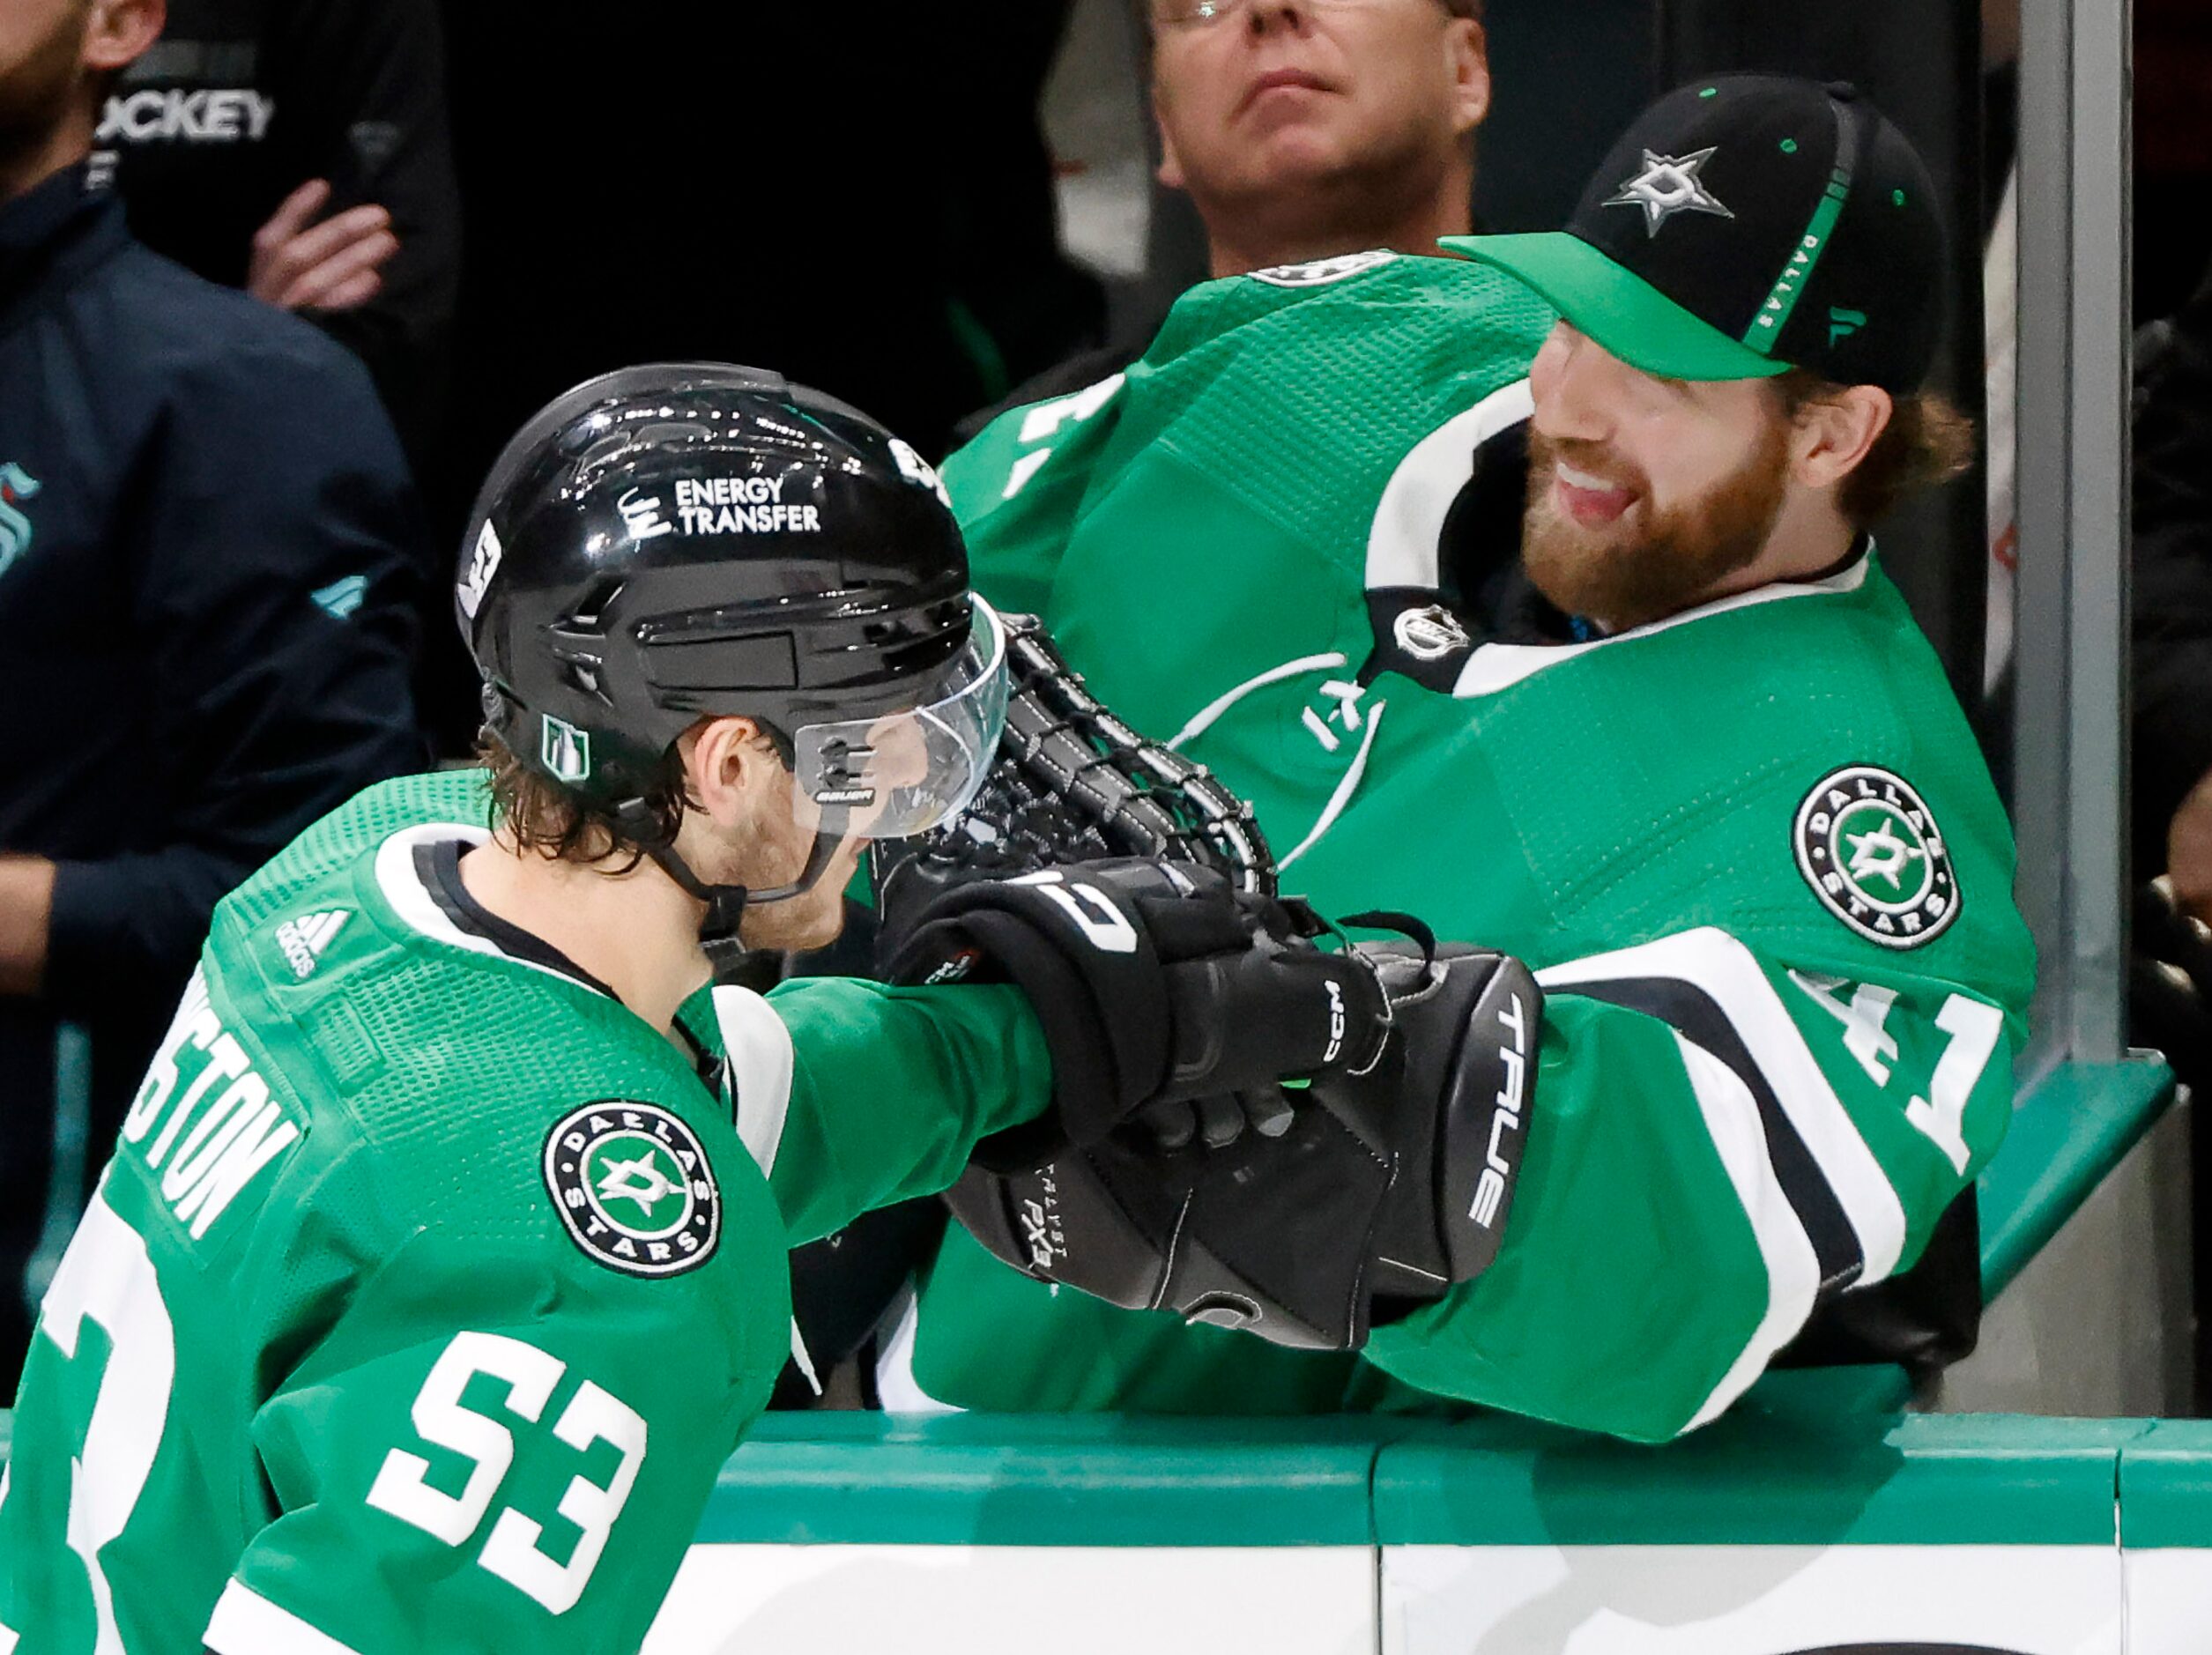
left=708, top=984, right=796, bottom=1180
left=1537, top=927, right=1912, bottom=1427
left=1553, top=969, right=1867, bottom=1298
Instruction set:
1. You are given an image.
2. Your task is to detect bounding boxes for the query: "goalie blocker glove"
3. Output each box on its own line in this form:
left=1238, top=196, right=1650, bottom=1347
left=939, top=937, right=1543, bottom=1351
left=885, top=858, right=1388, bottom=1169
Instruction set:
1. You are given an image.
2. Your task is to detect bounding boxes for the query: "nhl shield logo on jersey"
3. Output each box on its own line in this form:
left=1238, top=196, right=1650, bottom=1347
left=1793, top=765, right=1960, bottom=950
left=544, top=1101, right=720, bottom=1277
left=1392, top=603, right=1473, bottom=663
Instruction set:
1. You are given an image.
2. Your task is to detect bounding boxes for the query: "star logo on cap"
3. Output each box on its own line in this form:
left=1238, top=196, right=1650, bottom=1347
left=1605, top=147, right=1735, bottom=237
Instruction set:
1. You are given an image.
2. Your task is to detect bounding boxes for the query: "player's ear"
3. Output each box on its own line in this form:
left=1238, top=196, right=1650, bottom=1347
left=1150, top=55, right=1185, bottom=192
left=1444, top=14, right=1491, bottom=137
left=83, top=0, right=166, bottom=74
left=680, top=716, right=776, bottom=829
left=1152, top=80, right=1187, bottom=191
left=1791, top=383, right=1891, bottom=493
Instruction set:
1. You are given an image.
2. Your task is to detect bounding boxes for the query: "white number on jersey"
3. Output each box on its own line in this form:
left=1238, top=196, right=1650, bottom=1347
left=1000, top=374, right=1125, bottom=501
left=23, top=1191, right=179, bottom=1655
left=1907, top=995, right=2006, bottom=1175
left=366, top=1332, right=648, bottom=1614
left=1789, top=972, right=2003, bottom=1171
left=1787, top=971, right=1902, bottom=1084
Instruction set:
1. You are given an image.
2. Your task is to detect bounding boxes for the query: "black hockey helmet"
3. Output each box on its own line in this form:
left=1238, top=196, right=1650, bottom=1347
left=457, top=364, right=1008, bottom=957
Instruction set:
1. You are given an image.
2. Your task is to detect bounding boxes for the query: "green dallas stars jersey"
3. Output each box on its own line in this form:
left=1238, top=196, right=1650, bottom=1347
left=0, top=768, right=1050, bottom=1655
left=898, top=249, right=2036, bottom=1441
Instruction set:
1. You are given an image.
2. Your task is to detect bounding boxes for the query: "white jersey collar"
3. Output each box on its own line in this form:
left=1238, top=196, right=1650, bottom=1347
left=369, top=821, right=605, bottom=997
left=1451, top=545, right=1874, bottom=700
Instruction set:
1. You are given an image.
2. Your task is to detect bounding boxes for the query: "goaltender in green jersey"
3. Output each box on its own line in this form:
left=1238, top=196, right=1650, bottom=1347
left=898, top=77, right=2036, bottom=1438
left=0, top=369, right=1406, bottom=1654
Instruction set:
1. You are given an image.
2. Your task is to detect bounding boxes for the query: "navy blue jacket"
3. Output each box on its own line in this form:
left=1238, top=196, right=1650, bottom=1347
left=0, top=162, right=423, bottom=1374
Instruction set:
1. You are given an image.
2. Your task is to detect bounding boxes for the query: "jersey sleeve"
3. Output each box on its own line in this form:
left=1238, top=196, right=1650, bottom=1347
left=941, top=372, right=1126, bottom=618
left=704, top=977, right=1054, bottom=1246
left=1362, top=925, right=2022, bottom=1443
left=206, top=1217, right=765, bottom=1655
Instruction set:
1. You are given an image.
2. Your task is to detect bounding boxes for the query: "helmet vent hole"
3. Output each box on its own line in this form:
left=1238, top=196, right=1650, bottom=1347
left=882, top=635, right=963, bottom=676
left=564, top=576, right=627, bottom=632
left=560, top=659, right=610, bottom=705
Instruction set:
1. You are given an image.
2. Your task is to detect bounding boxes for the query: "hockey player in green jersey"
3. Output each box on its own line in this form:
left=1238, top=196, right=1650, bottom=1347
left=896, top=78, right=2037, bottom=1438
left=0, top=367, right=1402, bottom=1655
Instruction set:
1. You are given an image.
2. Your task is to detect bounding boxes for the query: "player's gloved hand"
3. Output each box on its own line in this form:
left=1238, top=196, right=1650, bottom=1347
left=884, top=857, right=1389, bottom=1168
left=939, top=922, right=1543, bottom=1350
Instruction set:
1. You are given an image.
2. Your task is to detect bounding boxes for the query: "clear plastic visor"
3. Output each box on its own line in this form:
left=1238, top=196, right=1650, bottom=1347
left=791, top=597, right=1008, bottom=841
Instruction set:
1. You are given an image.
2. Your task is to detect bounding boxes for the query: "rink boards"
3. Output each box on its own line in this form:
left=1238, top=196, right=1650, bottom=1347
left=640, top=1408, right=2212, bottom=1655
left=646, top=1058, right=2194, bottom=1654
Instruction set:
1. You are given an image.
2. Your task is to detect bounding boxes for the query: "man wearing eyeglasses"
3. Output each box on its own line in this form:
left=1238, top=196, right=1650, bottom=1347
left=952, top=0, right=1489, bottom=442
left=1147, top=0, right=1489, bottom=278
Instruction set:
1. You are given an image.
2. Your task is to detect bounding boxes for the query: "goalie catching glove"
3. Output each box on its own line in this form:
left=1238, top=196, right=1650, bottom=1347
left=873, top=612, right=1275, bottom=939
left=885, top=858, right=1390, bottom=1169
left=934, top=931, right=1545, bottom=1351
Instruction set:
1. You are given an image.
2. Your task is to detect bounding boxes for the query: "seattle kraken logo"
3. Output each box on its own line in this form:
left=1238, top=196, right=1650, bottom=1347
left=0, top=464, right=41, bottom=578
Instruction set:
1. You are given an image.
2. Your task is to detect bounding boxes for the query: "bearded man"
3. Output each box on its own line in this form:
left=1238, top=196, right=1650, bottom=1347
left=893, top=76, right=2031, bottom=1440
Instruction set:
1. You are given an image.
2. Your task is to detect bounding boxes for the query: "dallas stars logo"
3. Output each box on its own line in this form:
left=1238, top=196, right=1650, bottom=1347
left=1605, top=147, right=1735, bottom=238
left=1793, top=765, right=1960, bottom=950
left=594, top=1151, right=694, bottom=1228
left=1844, top=818, right=1924, bottom=891
left=544, top=1101, right=720, bottom=1277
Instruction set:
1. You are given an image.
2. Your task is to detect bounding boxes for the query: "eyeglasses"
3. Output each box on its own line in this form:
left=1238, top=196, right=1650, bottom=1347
left=1153, top=0, right=1453, bottom=30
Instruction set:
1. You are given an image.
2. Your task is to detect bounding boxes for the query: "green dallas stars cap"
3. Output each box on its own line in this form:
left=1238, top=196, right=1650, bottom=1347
left=1443, top=76, right=1948, bottom=392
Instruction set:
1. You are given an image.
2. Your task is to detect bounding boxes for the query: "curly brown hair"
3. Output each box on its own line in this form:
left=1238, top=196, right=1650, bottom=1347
left=1773, top=373, right=1978, bottom=529
left=478, top=731, right=693, bottom=870
left=478, top=714, right=801, bottom=869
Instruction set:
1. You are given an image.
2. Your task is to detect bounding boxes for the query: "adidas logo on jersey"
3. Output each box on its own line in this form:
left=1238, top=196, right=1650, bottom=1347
left=275, top=909, right=351, bottom=979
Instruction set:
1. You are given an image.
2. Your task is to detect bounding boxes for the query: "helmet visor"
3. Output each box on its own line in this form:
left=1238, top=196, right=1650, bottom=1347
left=791, top=597, right=1009, bottom=841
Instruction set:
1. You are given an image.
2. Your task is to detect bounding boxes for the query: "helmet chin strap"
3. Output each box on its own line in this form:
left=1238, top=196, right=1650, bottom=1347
left=613, top=800, right=852, bottom=983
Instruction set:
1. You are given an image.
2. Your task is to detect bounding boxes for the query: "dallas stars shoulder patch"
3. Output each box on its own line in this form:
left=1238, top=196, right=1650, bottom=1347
left=544, top=1101, right=720, bottom=1277
left=1793, top=765, right=1960, bottom=950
